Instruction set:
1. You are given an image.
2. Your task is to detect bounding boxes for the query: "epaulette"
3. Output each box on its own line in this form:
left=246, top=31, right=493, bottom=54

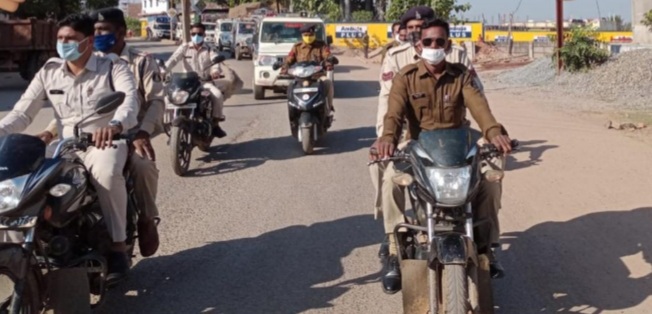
left=397, top=63, right=419, bottom=76
left=387, top=42, right=411, bottom=56
left=43, top=57, right=63, bottom=69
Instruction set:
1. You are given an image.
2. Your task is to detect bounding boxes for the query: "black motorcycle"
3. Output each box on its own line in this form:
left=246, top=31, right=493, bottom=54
left=369, top=128, right=518, bottom=314
left=156, top=55, right=226, bottom=176
left=272, top=56, right=338, bottom=154
left=0, top=92, right=144, bottom=313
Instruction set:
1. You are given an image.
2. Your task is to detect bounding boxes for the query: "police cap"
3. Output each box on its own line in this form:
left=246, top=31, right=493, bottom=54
left=300, top=24, right=315, bottom=33
left=400, top=6, right=436, bottom=26
left=92, top=8, right=127, bottom=29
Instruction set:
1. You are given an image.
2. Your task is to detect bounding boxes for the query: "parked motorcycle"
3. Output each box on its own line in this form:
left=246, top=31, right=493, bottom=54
left=272, top=56, right=338, bottom=154
left=156, top=55, right=226, bottom=176
left=369, top=128, right=518, bottom=314
left=0, top=92, right=144, bottom=313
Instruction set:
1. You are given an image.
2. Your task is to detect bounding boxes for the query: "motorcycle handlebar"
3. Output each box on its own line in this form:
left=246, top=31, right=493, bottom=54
left=79, top=132, right=124, bottom=148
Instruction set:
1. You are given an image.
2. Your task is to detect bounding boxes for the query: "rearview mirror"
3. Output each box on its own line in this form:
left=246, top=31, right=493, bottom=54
left=155, top=58, right=166, bottom=69
left=212, top=55, right=226, bottom=64
left=328, top=56, right=339, bottom=65
left=96, top=92, right=126, bottom=115
left=327, top=35, right=333, bottom=45
left=272, top=61, right=282, bottom=71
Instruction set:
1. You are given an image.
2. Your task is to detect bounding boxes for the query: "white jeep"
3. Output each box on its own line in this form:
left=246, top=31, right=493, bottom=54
left=251, top=16, right=333, bottom=100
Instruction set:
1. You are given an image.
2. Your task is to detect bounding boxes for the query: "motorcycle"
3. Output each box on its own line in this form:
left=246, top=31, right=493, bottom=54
left=0, top=92, right=144, bottom=313
left=369, top=128, right=518, bottom=314
left=271, top=56, right=339, bottom=154
left=155, top=55, right=226, bottom=176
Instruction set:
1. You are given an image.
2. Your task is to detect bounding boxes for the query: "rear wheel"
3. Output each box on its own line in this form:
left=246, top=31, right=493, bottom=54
left=254, top=85, right=265, bottom=100
left=0, top=247, right=40, bottom=314
left=442, top=264, right=470, bottom=314
left=300, top=128, right=314, bottom=154
left=169, top=126, right=192, bottom=176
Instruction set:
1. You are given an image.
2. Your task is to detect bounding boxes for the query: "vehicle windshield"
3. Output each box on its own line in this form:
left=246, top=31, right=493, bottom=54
left=238, top=23, right=255, bottom=34
left=220, top=23, right=232, bottom=32
left=260, top=22, right=325, bottom=43
left=415, top=128, right=474, bottom=167
left=153, top=24, right=170, bottom=30
left=205, top=24, right=216, bottom=31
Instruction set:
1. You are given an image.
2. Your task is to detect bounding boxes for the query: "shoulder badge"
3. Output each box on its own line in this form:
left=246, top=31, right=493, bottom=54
left=381, top=71, right=394, bottom=81
left=398, top=63, right=419, bottom=76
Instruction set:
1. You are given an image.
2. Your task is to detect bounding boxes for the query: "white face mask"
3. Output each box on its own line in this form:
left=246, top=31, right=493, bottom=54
left=421, top=47, right=446, bottom=65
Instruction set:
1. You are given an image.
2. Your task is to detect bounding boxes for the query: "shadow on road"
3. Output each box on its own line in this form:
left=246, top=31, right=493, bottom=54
left=95, top=214, right=383, bottom=314
left=334, top=80, right=379, bottom=99
left=494, top=207, right=652, bottom=313
left=335, top=65, right=368, bottom=73
left=506, top=140, right=558, bottom=171
left=187, top=126, right=375, bottom=177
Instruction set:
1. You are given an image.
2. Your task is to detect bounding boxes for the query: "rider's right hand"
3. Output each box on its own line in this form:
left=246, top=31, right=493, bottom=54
left=36, top=131, right=54, bottom=145
left=369, top=139, right=395, bottom=161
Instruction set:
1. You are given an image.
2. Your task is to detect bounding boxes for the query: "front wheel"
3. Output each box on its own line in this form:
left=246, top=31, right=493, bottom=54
left=169, top=125, right=192, bottom=176
left=442, top=264, right=470, bottom=314
left=300, top=127, right=314, bottom=154
left=0, top=247, right=41, bottom=314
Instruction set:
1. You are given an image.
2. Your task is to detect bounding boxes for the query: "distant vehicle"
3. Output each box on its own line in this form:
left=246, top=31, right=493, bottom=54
left=217, top=19, right=233, bottom=52
left=0, top=18, right=57, bottom=81
left=232, top=19, right=256, bottom=60
left=148, top=16, right=171, bottom=40
left=204, top=22, right=217, bottom=45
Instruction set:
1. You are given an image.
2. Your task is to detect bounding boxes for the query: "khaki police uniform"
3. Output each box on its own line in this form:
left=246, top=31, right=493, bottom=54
left=0, top=54, right=139, bottom=243
left=381, top=60, right=507, bottom=249
left=44, top=46, right=165, bottom=220
left=283, top=40, right=334, bottom=112
left=165, top=42, right=227, bottom=120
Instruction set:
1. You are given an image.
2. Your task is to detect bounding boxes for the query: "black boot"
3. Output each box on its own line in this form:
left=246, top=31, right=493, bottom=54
left=381, top=255, right=401, bottom=294
left=212, top=123, right=227, bottom=138
left=378, top=235, right=389, bottom=259
left=106, top=251, right=130, bottom=287
left=489, top=246, right=505, bottom=279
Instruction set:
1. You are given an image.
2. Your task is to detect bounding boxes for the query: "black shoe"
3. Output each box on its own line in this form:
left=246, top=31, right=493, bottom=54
left=489, top=247, right=505, bottom=279
left=106, top=251, right=130, bottom=287
left=381, top=255, right=401, bottom=294
left=212, top=124, right=227, bottom=138
left=378, top=235, right=389, bottom=259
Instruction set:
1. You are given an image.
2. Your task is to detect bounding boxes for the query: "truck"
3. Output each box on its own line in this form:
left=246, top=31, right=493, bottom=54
left=0, top=18, right=58, bottom=81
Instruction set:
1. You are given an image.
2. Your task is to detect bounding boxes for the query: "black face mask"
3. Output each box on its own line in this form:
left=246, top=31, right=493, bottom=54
left=408, top=31, right=421, bottom=46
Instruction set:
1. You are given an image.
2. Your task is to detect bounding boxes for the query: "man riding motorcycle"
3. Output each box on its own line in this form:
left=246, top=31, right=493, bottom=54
left=165, top=22, right=236, bottom=138
left=371, top=6, right=506, bottom=295
left=373, top=16, right=513, bottom=294
left=0, top=13, right=139, bottom=284
left=38, top=7, right=163, bottom=258
left=281, top=24, right=335, bottom=115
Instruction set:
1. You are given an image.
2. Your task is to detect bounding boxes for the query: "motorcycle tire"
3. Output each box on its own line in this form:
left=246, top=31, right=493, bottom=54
left=300, top=128, right=314, bottom=154
left=169, top=126, right=192, bottom=176
left=442, top=264, right=470, bottom=314
left=0, top=246, right=41, bottom=314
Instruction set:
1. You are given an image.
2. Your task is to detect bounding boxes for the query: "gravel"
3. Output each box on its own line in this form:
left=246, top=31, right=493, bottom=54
left=493, top=48, right=652, bottom=110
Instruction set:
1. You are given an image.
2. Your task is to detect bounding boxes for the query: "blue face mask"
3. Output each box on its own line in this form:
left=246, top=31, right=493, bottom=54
left=191, top=35, right=204, bottom=45
left=56, top=38, right=89, bottom=61
left=93, top=33, right=116, bottom=53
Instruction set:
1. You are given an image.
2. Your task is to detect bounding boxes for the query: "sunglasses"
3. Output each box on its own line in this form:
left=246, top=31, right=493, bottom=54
left=191, top=32, right=204, bottom=36
left=421, top=37, right=447, bottom=47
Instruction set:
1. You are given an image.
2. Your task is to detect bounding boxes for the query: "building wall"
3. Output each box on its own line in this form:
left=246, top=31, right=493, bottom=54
left=632, top=0, right=652, bottom=44
left=142, top=0, right=169, bottom=16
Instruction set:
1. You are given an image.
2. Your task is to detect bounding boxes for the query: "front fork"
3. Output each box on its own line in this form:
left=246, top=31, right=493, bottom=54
left=9, top=228, right=35, bottom=314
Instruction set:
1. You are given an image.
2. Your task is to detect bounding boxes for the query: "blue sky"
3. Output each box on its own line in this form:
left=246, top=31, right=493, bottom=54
left=462, top=0, right=633, bottom=22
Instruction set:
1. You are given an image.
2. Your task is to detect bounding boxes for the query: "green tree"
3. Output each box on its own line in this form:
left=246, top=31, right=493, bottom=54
left=387, top=0, right=471, bottom=23
left=352, top=10, right=373, bottom=22
left=642, top=9, right=652, bottom=31
left=14, top=0, right=81, bottom=20
left=552, top=26, right=609, bottom=73
left=85, top=0, right=119, bottom=10
left=292, top=0, right=340, bottom=21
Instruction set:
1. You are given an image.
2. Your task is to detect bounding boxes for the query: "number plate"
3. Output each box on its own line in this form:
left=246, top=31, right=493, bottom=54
left=0, top=216, right=38, bottom=230
left=165, top=102, right=197, bottom=110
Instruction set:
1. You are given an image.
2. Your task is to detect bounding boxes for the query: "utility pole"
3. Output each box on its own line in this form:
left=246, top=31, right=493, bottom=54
left=182, top=0, right=191, bottom=43
left=556, top=0, right=564, bottom=74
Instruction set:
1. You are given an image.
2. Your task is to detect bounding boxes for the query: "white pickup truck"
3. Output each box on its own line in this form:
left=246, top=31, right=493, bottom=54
left=251, top=16, right=333, bottom=100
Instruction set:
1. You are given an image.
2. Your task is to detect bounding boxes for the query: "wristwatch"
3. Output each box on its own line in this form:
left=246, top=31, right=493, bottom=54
left=109, top=120, right=123, bottom=132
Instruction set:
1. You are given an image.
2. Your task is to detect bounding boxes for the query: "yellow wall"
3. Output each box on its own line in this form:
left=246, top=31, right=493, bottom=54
left=325, top=23, right=633, bottom=47
left=325, top=23, right=483, bottom=49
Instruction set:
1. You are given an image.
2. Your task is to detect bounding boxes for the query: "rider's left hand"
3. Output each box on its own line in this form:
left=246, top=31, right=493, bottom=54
left=93, top=125, right=121, bottom=149
left=133, top=131, right=156, bottom=161
left=490, top=134, right=512, bottom=154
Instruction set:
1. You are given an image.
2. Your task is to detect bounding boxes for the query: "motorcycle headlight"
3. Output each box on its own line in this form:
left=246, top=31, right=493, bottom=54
left=425, top=166, right=472, bottom=206
left=290, top=66, right=315, bottom=78
left=0, top=174, right=29, bottom=214
left=170, top=90, right=189, bottom=105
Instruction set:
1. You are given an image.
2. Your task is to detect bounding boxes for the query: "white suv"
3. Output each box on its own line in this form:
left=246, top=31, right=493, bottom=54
left=252, top=16, right=332, bottom=100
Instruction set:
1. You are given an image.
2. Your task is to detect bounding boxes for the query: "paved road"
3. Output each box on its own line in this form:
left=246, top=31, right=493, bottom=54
left=1, top=41, right=651, bottom=313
